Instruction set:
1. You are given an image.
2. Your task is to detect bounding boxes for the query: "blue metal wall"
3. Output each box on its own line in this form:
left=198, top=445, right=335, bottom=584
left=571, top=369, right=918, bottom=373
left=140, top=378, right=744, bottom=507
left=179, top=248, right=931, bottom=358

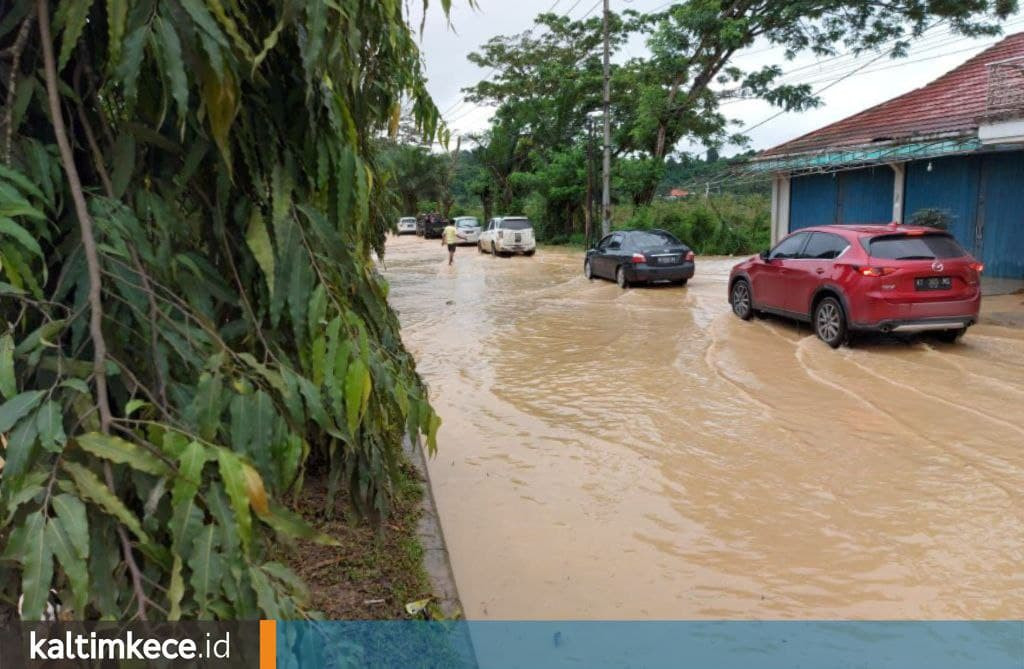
left=837, top=167, right=893, bottom=225
left=789, top=168, right=891, bottom=230
left=789, top=173, right=837, bottom=230
left=788, top=150, right=1024, bottom=278
left=977, top=152, right=1024, bottom=279
left=904, top=155, right=980, bottom=253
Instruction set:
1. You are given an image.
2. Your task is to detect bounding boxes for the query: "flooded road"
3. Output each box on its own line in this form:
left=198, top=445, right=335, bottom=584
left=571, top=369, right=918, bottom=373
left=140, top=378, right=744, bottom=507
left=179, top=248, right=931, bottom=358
left=383, top=235, right=1024, bottom=620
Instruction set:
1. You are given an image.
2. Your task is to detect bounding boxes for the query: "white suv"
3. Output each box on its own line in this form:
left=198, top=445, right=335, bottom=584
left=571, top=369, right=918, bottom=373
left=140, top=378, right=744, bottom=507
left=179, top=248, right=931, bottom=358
left=396, top=216, right=417, bottom=235
left=479, top=216, right=536, bottom=256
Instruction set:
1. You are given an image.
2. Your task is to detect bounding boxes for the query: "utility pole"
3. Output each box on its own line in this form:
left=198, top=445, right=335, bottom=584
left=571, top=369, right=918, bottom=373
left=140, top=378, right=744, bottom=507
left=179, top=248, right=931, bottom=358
left=601, top=0, right=612, bottom=237
left=585, top=118, right=595, bottom=247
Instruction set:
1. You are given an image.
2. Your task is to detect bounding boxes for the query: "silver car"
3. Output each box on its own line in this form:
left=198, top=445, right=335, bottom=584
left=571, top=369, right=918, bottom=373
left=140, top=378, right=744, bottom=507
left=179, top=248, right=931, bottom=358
left=454, top=216, right=482, bottom=245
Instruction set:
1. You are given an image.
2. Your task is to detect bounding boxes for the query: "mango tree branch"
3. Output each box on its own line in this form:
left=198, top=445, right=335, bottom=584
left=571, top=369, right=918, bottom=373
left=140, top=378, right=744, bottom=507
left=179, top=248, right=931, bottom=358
left=37, top=0, right=148, bottom=621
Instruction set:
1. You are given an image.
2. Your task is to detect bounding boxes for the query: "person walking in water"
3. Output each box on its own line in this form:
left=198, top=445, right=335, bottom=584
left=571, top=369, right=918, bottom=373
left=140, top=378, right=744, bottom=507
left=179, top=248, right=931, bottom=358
left=442, top=218, right=463, bottom=265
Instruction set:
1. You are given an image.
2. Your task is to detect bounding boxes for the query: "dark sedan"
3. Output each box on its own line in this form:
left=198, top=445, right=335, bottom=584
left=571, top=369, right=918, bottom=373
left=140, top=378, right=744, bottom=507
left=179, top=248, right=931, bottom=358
left=584, top=230, right=695, bottom=288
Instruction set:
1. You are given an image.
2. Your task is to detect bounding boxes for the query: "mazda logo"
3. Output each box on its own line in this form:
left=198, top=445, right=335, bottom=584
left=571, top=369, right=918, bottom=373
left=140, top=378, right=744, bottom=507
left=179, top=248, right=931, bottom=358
left=931, top=261, right=944, bottom=272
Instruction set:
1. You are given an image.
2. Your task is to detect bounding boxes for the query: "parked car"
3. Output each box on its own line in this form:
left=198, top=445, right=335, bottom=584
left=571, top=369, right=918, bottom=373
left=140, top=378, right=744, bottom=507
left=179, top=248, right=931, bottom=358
left=584, top=229, right=695, bottom=288
left=454, top=216, right=482, bottom=245
left=423, top=215, right=447, bottom=239
left=728, top=224, right=984, bottom=348
left=415, top=214, right=426, bottom=236
left=479, top=216, right=537, bottom=256
left=396, top=216, right=417, bottom=235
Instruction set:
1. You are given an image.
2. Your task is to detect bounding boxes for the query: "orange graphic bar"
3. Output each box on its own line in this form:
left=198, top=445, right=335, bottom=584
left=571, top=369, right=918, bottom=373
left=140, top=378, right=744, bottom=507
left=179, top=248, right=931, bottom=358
left=260, top=619, right=277, bottom=669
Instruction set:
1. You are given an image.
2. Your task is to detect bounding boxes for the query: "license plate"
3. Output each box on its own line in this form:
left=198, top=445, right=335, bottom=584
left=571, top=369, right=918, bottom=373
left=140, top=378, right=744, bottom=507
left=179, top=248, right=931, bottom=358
left=915, top=276, right=952, bottom=291
left=657, top=256, right=679, bottom=265
left=515, top=234, right=522, bottom=242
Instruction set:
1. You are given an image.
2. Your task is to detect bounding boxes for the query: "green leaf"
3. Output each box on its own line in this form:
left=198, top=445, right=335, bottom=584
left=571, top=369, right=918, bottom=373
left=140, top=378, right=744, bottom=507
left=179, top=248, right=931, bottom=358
left=245, top=209, right=274, bottom=298
left=188, top=524, right=223, bottom=619
left=14, top=319, right=67, bottom=356
left=0, top=390, right=44, bottom=432
left=0, top=182, right=45, bottom=220
left=62, top=461, right=150, bottom=543
left=56, top=0, right=96, bottom=70
left=3, top=411, right=39, bottom=478
left=0, top=216, right=44, bottom=259
left=0, top=470, right=47, bottom=525
left=110, top=134, right=136, bottom=198
left=261, top=561, right=310, bottom=603
left=35, top=400, right=66, bottom=452
left=170, top=440, right=209, bottom=553
left=168, top=555, right=185, bottom=620
left=115, top=25, right=150, bottom=103
left=45, top=517, right=89, bottom=616
left=19, top=513, right=53, bottom=621
left=154, top=16, right=188, bottom=127
left=0, top=164, right=46, bottom=202
left=124, top=399, right=149, bottom=417
left=87, top=515, right=121, bottom=617
left=106, top=0, right=128, bottom=68
left=215, top=448, right=252, bottom=554
left=76, top=432, right=171, bottom=477
left=345, top=359, right=369, bottom=434
left=199, top=66, right=238, bottom=170
left=60, top=378, right=90, bottom=395
left=257, top=502, right=339, bottom=546
left=0, top=333, right=15, bottom=399
left=51, top=493, right=89, bottom=559
left=248, top=566, right=280, bottom=619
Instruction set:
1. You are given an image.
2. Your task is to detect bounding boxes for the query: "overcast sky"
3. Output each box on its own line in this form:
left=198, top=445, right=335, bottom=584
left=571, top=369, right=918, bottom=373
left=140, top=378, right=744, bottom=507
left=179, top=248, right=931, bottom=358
left=409, top=0, right=1024, bottom=155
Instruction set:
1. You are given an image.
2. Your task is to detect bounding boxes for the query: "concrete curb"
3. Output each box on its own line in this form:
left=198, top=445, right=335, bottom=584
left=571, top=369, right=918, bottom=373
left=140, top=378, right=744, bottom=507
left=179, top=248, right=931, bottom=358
left=403, top=436, right=478, bottom=667
left=403, top=436, right=463, bottom=616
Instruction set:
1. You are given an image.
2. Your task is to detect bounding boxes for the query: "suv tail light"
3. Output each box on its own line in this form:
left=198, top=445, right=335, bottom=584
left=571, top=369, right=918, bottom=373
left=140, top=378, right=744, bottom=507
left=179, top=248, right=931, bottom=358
left=631, top=253, right=646, bottom=264
left=498, top=230, right=504, bottom=239
left=685, top=251, right=695, bottom=262
left=856, top=266, right=897, bottom=277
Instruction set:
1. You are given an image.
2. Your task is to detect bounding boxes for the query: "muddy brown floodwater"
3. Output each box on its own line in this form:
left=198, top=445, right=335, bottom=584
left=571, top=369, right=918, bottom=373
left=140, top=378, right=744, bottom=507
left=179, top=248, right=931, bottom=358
left=382, top=235, right=1024, bottom=620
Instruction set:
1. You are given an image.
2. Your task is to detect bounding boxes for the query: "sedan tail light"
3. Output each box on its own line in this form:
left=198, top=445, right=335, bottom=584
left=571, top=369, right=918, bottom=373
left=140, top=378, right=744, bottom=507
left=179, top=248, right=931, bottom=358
left=857, top=266, right=897, bottom=277
left=685, top=251, right=695, bottom=262
left=970, top=262, right=985, bottom=273
left=631, top=253, right=646, bottom=264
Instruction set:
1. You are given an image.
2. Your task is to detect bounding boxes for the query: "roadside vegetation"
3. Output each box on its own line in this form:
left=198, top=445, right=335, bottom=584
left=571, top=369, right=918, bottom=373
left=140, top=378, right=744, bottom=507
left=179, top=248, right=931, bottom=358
left=0, top=0, right=453, bottom=622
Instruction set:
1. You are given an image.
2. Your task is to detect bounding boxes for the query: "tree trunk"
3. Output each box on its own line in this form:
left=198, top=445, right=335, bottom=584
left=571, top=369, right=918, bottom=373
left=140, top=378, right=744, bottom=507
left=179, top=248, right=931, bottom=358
left=481, top=195, right=492, bottom=225
left=633, top=161, right=663, bottom=207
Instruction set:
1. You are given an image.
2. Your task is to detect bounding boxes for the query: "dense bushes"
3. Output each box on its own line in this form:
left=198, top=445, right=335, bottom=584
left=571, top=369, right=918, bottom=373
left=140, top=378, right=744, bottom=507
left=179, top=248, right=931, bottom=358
left=619, top=195, right=771, bottom=255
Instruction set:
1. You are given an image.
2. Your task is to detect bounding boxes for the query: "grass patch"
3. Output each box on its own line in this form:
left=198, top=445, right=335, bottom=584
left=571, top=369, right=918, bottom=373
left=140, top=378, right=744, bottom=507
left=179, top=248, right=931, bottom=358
left=277, top=457, right=434, bottom=620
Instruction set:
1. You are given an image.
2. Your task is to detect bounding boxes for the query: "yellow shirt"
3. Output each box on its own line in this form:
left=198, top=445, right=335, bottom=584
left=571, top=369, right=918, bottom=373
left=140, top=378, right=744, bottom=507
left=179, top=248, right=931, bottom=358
left=443, top=225, right=458, bottom=245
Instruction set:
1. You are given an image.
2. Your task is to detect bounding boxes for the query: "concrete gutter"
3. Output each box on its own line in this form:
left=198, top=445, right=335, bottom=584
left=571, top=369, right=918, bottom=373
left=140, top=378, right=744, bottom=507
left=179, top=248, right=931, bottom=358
left=402, top=436, right=478, bottom=667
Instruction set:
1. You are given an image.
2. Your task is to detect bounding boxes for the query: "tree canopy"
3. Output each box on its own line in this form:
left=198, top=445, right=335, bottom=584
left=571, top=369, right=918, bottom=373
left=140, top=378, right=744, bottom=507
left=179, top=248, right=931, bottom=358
left=458, top=0, right=1017, bottom=226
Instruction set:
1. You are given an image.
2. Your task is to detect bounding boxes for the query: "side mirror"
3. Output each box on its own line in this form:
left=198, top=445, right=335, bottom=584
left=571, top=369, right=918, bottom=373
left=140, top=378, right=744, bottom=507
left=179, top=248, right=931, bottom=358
left=759, top=249, right=771, bottom=261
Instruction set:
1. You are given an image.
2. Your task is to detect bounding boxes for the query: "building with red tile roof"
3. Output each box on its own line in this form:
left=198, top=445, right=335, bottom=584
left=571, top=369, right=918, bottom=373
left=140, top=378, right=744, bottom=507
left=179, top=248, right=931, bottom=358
left=753, top=33, right=1024, bottom=279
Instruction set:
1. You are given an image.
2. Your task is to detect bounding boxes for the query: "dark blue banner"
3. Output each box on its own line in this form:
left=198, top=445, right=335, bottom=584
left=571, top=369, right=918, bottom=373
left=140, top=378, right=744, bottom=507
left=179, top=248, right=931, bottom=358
left=276, top=621, right=1024, bottom=669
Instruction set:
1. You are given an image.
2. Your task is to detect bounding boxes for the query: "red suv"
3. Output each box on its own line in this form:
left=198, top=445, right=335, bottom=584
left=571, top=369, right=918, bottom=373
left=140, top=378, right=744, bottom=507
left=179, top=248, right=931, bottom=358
left=728, top=224, right=984, bottom=348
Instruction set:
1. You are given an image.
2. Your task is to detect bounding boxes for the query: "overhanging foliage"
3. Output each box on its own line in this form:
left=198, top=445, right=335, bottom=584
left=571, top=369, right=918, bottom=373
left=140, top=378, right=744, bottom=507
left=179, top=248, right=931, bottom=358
left=0, top=0, right=449, bottom=621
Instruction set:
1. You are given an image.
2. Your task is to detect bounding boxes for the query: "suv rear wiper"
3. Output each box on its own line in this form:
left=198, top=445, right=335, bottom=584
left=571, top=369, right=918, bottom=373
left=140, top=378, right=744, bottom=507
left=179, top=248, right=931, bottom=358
left=895, top=255, right=935, bottom=260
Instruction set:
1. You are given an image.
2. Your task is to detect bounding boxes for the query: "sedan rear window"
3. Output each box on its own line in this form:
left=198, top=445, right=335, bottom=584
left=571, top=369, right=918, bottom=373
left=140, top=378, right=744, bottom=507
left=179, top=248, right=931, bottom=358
left=867, top=234, right=967, bottom=260
left=456, top=218, right=479, bottom=228
left=501, top=219, right=533, bottom=231
left=631, top=231, right=683, bottom=248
